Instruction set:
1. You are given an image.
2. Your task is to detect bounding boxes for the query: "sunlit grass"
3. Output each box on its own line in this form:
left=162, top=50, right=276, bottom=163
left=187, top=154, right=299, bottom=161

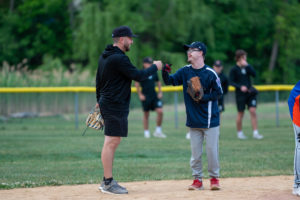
left=0, top=103, right=294, bottom=189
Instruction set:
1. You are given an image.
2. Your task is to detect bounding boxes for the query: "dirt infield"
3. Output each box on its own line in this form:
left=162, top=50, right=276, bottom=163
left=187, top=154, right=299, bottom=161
left=0, top=176, right=299, bottom=200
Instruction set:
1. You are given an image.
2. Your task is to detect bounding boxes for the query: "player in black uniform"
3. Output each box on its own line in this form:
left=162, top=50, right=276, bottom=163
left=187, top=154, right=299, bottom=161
left=135, top=57, right=166, bottom=138
left=213, top=60, right=229, bottom=115
left=229, top=49, right=263, bottom=140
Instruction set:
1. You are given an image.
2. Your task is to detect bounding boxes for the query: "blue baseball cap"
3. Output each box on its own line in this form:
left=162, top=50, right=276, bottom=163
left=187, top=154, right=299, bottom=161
left=213, top=60, right=223, bottom=67
left=112, top=26, right=138, bottom=38
left=183, top=41, right=207, bottom=55
left=143, top=57, right=153, bottom=64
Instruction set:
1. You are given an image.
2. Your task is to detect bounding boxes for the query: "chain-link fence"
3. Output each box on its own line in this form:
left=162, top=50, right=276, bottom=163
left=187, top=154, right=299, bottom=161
left=0, top=85, right=294, bottom=128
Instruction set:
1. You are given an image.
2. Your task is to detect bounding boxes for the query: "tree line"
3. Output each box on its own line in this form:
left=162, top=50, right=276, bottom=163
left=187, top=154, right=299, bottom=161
left=0, top=0, right=299, bottom=84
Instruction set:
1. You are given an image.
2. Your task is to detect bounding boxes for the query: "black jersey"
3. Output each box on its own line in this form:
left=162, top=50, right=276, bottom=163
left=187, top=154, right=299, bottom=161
left=140, top=73, right=159, bottom=99
left=229, top=65, right=256, bottom=95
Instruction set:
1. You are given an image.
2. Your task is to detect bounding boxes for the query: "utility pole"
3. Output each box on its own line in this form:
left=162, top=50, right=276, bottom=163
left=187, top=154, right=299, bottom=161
left=9, top=0, right=15, bottom=13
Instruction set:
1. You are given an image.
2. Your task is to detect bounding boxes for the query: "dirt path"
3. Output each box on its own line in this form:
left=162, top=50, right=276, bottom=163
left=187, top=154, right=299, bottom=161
left=0, top=176, right=298, bottom=200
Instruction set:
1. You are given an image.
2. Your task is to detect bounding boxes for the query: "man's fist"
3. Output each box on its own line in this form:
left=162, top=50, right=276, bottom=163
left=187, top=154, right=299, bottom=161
left=153, top=61, right=162, bottom=70
left=240, top=85, right=248, bottom=92
left=138, top=94, right=146, bottom=101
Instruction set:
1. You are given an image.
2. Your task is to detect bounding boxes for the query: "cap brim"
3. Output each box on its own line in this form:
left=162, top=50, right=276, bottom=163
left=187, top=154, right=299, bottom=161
left=183, top=44, right=191, bottom=50
left=112, top=34, right=138, bottom=38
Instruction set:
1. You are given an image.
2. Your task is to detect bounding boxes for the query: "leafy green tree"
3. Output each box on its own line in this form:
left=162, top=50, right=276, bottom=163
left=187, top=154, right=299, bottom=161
left=0, top=0, right=72, bottom=69
left=270, top=0, right=300, bottom=83
left=72, top=1, right=113, bottom=70
left=0, top=14, right=19, bottom=65
left=1, top=0, right=300, bottom=84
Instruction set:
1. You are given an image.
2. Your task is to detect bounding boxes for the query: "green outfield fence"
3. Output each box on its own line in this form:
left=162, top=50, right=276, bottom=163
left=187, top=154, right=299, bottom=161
left=0, top=85, right=294, bottom=129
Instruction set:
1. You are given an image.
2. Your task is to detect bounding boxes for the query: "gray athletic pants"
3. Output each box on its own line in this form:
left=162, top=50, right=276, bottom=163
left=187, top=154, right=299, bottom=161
left=293, top=123, right=300, bottom=188
left=189, top=126, right=220, bottom=179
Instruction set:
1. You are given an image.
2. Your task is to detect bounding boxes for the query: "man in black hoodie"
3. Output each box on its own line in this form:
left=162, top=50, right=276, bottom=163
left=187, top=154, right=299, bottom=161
left=96, top=25, right=162, bottom=194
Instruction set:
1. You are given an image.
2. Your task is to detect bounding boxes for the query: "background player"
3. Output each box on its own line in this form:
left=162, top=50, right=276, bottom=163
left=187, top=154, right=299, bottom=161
left=229, top=49, right=263, bottom=140
left=135, top=57, right=166, bottom=138
left=213, top=60, right=229, bottom=117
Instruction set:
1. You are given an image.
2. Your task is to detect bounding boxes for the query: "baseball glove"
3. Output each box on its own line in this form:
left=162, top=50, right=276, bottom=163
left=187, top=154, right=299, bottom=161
left=187, top=76, right=204, bottom=102
left=82, top=107, right=104, bottom=136
left=248, top=86, right=258, bottom=96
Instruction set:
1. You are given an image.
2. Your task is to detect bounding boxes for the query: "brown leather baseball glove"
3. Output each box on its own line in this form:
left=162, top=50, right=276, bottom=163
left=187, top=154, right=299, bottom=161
left=187, top=76, right=204, bottom=102
left=82, top=107, right=104, bottom=136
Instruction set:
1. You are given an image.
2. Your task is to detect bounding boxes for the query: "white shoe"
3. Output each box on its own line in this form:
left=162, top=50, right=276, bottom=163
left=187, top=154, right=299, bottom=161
left=293, top=187, right=300, bottom=196
left=237, top=132, right=247, bottom=140
left=144, top=132, right=150, bottom=138
left=186, top=132, right=190, bottom=140
left=253, top=133, right=263, bottom=140
left=153, top=131, right=166, bottom=138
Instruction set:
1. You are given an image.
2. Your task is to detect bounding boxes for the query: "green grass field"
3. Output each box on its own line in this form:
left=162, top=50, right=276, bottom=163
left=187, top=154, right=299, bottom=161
left=0, top=102, right=295, bottom=189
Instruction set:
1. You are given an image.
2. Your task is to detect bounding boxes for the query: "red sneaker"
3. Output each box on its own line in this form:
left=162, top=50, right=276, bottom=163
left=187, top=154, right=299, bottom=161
left=210, top=178, right=220, bottom=190
left=188, top=179, right=204, bottom=190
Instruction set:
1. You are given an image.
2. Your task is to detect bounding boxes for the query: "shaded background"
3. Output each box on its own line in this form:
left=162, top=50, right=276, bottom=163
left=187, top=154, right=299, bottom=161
left=1, top=0, right=300, bottom=86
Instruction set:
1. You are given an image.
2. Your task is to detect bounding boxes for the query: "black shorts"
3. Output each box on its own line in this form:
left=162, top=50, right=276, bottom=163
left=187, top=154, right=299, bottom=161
left=142, top=97, right=163, bottom=111
left=235, top=93, right=257, bottom=112
left=100, top=105, right=129, bottom=137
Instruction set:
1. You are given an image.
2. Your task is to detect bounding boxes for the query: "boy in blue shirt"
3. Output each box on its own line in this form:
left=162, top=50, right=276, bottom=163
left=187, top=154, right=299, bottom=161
left=162, top=41, right=223, bottom=190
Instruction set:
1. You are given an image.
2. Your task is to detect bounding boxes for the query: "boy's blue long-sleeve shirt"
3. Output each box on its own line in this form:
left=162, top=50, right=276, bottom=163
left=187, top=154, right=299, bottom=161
left=163, top=64, right=223, bottom=128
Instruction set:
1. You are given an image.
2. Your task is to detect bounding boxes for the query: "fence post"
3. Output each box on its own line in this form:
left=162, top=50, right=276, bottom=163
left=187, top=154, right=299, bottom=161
left=74, top=92, right=79, bottom=129
left=275, top=90, right=279, bottom=127
left=174, top=92, right=178, bottom=129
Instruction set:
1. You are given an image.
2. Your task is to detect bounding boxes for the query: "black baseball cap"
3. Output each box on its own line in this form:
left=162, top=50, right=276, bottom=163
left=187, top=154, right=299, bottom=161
left=213, top=60, right=223, bottom=67
left=112, top=25, right=138, bottom=38
left=143, top=57, right=153, bottom=64
left=183, top=41, right=207, bottom=55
